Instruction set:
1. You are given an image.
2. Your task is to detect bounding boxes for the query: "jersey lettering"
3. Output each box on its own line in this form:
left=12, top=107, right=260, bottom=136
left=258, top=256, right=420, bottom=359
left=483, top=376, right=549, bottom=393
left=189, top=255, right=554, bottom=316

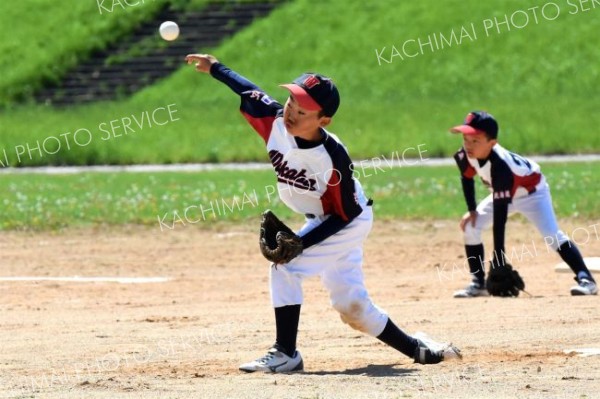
left=269, top=150, right=317, bottom=191
left=509, top=152, right=532, bottom=170
left=493, top=190, right=511, bottom=199
left=249, top=90, right=276, bottom=105
left=261, top=94, right=275, bottom=105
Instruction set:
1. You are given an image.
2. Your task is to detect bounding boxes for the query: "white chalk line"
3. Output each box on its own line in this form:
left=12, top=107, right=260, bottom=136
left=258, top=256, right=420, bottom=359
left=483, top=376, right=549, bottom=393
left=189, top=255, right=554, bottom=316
left=564, top=348, right=600, bottom=357
left=0, top=276, right=171, bottom=284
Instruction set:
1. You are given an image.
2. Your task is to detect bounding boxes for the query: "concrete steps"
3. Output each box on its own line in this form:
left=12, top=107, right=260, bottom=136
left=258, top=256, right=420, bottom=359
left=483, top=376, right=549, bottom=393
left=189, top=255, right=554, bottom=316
left=35, top=2, right=280, bottom=106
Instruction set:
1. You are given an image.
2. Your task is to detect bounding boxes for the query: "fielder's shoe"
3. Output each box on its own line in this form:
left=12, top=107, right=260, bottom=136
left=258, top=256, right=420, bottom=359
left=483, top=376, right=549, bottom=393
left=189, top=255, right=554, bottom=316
left=413, top=332, right=462, bottom=365
left=453, top=281, right=489, bottom=298
left=570, top=278, right=598, bottom=296
left=239, top=347, right=303, bottom=373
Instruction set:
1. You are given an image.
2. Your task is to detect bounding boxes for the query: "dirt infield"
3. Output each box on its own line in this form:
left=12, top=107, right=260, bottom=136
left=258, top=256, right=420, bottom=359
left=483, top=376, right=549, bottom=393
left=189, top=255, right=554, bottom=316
left=1, top=219, right=598, bottom=399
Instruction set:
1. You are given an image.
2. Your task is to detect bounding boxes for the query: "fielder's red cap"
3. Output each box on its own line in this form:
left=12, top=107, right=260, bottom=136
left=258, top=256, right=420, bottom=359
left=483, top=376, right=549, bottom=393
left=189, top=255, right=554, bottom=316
left=450, top=111, right=499, bottom=138
left=280, top=73, right=340, bottom=117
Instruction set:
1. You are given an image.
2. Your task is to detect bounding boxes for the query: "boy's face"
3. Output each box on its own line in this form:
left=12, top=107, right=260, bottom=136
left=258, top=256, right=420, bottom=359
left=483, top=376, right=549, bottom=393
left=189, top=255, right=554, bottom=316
left=463, top=133, right=497, bottom=160
left=283, top=95, right=331, bottom=138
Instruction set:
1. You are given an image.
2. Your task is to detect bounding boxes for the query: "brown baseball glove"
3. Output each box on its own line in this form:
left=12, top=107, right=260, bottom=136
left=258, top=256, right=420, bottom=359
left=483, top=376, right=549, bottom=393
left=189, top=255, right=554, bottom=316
left=259, top=210, right=303, bottom=264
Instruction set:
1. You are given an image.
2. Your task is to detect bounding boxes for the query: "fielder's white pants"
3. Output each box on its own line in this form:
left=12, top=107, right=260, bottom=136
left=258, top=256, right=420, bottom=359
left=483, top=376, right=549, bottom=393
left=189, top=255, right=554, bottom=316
left=270, top=206, right=389, bottom=337
left=464, top=184, right=569, bottom=251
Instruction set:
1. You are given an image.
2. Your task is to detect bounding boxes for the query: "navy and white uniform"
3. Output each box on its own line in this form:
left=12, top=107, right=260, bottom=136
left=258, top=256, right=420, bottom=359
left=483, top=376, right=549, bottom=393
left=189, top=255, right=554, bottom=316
left=211, top=63, right=388, bottom=336
left=455, top=143, right=568, bottom=253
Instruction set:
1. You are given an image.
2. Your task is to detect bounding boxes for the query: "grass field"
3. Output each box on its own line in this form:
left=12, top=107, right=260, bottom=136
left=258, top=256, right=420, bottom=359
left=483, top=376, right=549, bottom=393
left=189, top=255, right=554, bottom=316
left=1, top=162, right=598, bottom=231
left=1, top=0, right=599, bottom=166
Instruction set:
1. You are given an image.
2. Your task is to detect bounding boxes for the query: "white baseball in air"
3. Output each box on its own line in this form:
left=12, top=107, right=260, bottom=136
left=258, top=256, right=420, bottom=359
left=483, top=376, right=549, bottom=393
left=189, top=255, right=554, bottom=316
left=159, top=21, right=179, bottom=41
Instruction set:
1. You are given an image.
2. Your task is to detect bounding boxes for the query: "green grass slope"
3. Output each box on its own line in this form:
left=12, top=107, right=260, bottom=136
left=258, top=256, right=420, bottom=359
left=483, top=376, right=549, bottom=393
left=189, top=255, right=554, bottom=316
left=0, top=0, right=170, bottom=105
left=1, top=0, right=599, bottom=166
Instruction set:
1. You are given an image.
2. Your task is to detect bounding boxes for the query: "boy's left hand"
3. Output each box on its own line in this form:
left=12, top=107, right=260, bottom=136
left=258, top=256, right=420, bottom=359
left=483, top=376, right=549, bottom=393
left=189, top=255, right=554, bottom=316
left=459, top=211, right=478, bottom=231
left=185, top=54, right=219, bottom=73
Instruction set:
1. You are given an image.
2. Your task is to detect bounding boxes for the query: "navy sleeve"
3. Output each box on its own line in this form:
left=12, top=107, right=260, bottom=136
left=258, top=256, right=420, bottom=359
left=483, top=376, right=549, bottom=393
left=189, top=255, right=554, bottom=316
left=210, top=62, right=282, bottom=143
left=454, top=149, right=477, bottom=211
left=300, top=215, right=351, bottom=249
left=490, top=153, right=514, bottom=264
left=461, top=177, right=477, bottom=212
left=492, top=201, right=508, bottom=264
left=454, top=148, right=477, bottom=179
left=210, top=62, right=260, bottom=94
left=490, top=153, right=514, bottom=205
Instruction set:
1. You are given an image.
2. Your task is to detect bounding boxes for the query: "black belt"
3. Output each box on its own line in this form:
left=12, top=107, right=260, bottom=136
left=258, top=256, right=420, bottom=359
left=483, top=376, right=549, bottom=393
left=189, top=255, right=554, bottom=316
left=305, top=198, right=373, bottom=219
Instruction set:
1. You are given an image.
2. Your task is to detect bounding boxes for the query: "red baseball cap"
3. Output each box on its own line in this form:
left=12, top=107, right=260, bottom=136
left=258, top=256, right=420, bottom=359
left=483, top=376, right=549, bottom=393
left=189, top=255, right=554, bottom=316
left=280, top=73, right=340, bottom=117
left=450, top=111, right=498, bottom=138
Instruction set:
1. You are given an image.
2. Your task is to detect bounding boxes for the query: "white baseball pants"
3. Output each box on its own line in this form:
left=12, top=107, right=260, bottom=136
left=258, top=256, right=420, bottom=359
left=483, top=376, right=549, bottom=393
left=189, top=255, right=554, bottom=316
left=464, top=184, right=569, bottom=250
left=270, top=206, right=389, bottom=337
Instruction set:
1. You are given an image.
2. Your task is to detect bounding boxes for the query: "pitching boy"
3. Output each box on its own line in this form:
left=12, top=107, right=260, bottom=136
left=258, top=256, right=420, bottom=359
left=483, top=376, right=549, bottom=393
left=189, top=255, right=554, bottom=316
left=450, top=111, right=597, bottom=298
left=185, top=53, right=461, bottom=372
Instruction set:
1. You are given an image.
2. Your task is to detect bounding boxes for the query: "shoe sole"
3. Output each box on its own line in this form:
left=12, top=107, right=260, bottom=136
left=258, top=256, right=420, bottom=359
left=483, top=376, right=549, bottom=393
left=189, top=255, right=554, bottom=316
left=414, top=332, right=463, bottom=363
left=444, top=345, right=463, bottom=360
left=453, top=292, right=489, bottom=298
left=414, top=344, right=463, bottom=364
left=570, top=290, right=598, bottom=296
left=239, top=358, right=304, bottom=373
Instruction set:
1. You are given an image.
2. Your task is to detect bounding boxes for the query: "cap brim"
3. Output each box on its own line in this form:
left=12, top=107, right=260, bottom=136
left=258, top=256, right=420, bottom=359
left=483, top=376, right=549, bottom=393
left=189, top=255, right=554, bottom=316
left=450, top=125, right=486, bottom=135
left=280, top=84, right=322, bottom=111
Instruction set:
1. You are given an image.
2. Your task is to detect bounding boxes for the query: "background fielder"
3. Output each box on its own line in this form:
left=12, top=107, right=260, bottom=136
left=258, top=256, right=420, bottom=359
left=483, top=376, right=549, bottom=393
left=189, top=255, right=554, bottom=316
left=185, top=53, right=461, bottom=372
left=450, top=111, right=597, bottom=298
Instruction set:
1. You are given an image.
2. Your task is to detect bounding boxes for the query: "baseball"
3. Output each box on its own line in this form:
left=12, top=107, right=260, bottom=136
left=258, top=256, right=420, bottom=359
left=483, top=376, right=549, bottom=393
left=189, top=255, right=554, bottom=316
left=159, top=21, right=179, bottom=41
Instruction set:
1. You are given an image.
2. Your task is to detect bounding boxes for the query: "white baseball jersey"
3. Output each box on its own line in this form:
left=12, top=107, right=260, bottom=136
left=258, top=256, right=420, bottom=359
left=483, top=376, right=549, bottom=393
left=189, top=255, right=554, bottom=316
left=455, top=143, right=545, bottom=204
left=263, top=117, right=369, bottom=218
left=211, top=63, right=371, bottom=248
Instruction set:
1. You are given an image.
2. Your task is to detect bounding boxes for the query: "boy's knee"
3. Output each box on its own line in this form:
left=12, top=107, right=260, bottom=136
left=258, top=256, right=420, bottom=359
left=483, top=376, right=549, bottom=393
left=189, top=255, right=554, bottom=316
left=335, top=301, right=368, bottom=332
left=544, top=230, right=569, bottom=252
left=331, top=296, right=385, bottom=335
left=464, top=223, right=483, bottom=245
left=270, top=267, right=303, bottom=307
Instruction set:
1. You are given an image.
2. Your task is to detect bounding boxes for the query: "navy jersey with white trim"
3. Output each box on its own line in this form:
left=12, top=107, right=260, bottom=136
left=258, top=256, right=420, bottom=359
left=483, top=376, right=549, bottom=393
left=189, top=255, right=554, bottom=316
left=210, top=63, right=367, bottom=248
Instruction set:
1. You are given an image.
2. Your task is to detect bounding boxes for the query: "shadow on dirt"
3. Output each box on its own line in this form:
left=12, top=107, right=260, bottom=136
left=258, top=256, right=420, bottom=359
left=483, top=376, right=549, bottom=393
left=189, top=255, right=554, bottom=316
left=301, top=363, right=418, bottom=377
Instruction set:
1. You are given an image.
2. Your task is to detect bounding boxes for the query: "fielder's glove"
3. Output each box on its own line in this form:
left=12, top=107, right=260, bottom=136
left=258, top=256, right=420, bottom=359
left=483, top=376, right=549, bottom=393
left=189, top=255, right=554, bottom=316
left=486, top=260, right=525, bottom=297
left=259, top=210, right=303, bottom=264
